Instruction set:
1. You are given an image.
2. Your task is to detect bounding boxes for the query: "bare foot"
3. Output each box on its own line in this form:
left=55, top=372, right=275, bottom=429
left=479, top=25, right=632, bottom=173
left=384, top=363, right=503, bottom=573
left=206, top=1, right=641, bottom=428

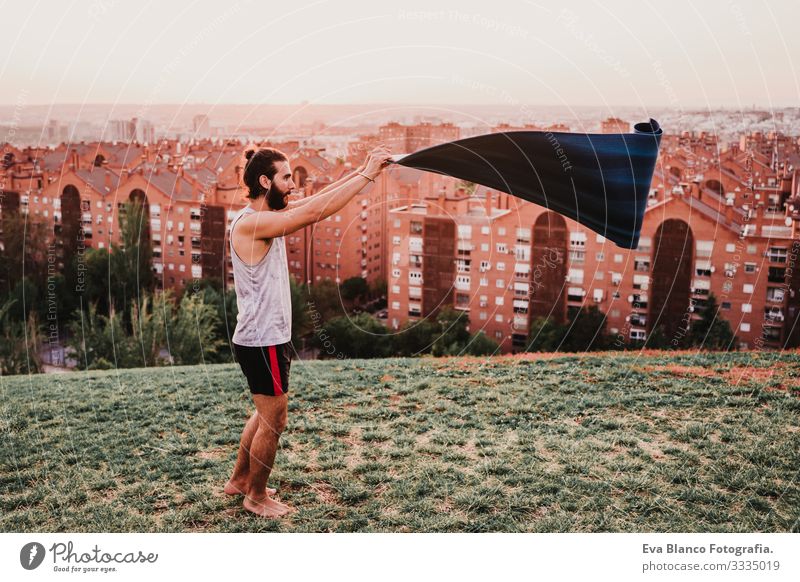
left=243, top=495, right=294, bottom=518
left=224, top=480, right=276, bottom=496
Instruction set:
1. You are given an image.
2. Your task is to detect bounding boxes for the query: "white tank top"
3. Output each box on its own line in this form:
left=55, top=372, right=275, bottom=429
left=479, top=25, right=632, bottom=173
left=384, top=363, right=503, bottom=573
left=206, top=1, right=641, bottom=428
left=229, top=206, right=292, bottom=346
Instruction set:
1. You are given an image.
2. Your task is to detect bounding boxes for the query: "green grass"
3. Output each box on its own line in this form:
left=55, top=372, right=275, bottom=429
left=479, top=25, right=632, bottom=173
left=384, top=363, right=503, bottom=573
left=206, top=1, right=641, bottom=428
left=1, top=350, right=799, bottom=532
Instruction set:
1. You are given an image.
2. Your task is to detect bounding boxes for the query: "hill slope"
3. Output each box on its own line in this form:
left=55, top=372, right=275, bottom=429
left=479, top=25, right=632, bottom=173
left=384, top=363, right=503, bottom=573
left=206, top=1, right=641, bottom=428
left=2, top=350, right=798, bottom=532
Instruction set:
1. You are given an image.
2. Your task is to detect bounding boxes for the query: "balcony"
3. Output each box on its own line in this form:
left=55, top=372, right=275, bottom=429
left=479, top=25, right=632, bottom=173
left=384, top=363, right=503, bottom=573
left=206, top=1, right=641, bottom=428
left=764, top=307, right=785, bottom=323
left=768, top=267, right=786, bottom=283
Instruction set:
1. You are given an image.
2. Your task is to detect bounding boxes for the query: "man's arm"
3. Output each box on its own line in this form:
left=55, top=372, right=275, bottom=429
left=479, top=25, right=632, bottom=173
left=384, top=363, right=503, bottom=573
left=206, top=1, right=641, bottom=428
left=238, top=172, right=374, bottom=241
left=284, top=164, right=366, bottom=210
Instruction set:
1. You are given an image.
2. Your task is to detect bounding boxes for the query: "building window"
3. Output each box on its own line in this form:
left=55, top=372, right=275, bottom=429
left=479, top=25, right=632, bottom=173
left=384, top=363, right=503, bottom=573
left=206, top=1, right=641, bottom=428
left=596, top=252, right=605, bottom=261
left=766, top=287, right=785, bottom=303
left=496, top=279, right=505, bottom=288
left=695, top=261, right=712, bottom=277
left=496, top=243, right=507, bottom=254
left=410, top=220, right=422, bottom=234
left=614, top=254, right=623, bottom=263
left=633, top=274, right=649, bottom=290
left=744, top=262, right=756, bottom=273
left=721, top=301, right=731, bottom=310
left=740, top=322, right=751, bottom=332
left=726, top=243, right=736, bottom=252
left=767, top=247, right=787, bottom=263
left=742, top=303, right=752, bottom=313
left=569, top=250, right=585, bottom=262
left=696, top=240, right=714, bottom=258
left=634, top=257, right=650, bottom=272
left=743, top=283, right=754, bottom=294
left=568, top=268, right=584, bottom=284
left=569, top=231, right=587, bottom=248
left=636, top=237, right=652, bottom=252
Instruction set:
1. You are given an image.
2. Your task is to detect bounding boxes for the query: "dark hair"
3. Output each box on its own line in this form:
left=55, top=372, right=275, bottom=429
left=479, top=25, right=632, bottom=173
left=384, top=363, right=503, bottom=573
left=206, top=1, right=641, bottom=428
left=242, top=147, right=289, bottom=199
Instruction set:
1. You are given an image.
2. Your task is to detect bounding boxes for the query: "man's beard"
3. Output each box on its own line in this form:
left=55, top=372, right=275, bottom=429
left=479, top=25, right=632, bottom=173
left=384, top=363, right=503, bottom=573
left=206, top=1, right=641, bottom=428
left=267, top=181, right=290, bottom=210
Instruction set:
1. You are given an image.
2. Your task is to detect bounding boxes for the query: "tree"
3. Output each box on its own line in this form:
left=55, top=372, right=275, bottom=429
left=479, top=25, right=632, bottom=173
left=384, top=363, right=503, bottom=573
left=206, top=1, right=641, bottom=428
left=307, top=279, right=345, bottom=322
left=688, top=292, right=736, bottom=350
left=643, top=324, right=671, bottom=349
left=0, top=298, right=43, bottom=375
left=393, top=318, right=439, bottom=356
left=113, top=199, right=154, bottom=325
left=0, top=212, right=49, bottom=299
left=431, top=307, right=471, bottom=356
left=526, top=306, right=612, bottom=352
left=526, top=316, right=566, bottom=352
left=465, top=331, right=500, bottom=356
left=560, top=305, right=610, bottom=351
left=340, top=276, right=369, bottom=306
left=308, top=313, right=391, bottom=358
left=289, top=276, right=311, bottom=346
left=67, top=289, right=224, bottom=369
left=165, top=292, right=226, bottom=365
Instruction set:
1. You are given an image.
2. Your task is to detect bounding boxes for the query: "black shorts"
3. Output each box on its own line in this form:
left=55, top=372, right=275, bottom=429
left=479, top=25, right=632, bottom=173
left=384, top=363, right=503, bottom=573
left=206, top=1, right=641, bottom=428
left=233, top=341, right=293, bottom=396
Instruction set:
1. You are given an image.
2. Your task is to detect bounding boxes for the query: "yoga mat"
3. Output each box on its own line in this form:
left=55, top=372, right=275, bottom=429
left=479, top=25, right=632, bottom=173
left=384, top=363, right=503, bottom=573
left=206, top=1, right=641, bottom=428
left=389, top=119, right=663, bottom=249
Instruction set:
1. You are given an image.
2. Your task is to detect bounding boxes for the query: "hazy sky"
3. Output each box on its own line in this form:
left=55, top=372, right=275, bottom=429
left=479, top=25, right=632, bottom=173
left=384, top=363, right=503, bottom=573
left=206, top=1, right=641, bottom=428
left=1, top=0, right=797, bottom=108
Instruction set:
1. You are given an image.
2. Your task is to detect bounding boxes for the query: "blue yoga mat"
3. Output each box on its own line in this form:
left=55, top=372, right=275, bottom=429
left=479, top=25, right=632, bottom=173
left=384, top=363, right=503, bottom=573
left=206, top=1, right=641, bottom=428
left=389, top=119, right=663, bottom=249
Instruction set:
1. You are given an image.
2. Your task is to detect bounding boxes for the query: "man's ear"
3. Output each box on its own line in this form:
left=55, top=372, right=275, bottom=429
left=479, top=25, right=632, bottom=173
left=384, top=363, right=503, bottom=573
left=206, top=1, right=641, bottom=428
left=259, top=174, right=271, bottom=190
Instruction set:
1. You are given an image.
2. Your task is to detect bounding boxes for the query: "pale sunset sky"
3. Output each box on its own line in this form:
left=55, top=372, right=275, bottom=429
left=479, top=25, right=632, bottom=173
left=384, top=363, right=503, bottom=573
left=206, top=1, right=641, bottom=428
left=1, top=0, right=797, bottom=108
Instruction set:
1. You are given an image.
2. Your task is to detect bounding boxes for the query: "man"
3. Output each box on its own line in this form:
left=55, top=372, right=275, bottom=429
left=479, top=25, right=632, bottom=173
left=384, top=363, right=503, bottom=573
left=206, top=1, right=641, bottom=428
left=224, top=144, right=391, bottom=518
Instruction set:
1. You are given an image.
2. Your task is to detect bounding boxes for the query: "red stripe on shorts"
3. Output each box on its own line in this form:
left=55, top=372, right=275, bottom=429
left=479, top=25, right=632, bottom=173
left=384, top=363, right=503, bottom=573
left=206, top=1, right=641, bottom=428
left=269, top=345, right=283, bottom=395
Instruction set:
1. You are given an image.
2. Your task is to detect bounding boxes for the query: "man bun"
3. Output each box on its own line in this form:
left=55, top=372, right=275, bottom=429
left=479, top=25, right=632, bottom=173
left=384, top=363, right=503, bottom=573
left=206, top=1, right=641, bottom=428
left=244, top=149, right=256, bottom=161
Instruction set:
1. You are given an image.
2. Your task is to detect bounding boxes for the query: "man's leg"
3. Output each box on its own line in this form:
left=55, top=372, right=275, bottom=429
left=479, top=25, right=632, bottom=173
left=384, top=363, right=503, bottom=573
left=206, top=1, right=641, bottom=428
left=224, top=412, right=277, bottom=496
left=242, top=393, right=293, bottom=518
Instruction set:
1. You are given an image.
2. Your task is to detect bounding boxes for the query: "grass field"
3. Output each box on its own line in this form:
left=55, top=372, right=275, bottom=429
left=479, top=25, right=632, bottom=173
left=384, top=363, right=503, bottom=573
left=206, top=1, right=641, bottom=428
left=1, top=349, right=799, bottom=532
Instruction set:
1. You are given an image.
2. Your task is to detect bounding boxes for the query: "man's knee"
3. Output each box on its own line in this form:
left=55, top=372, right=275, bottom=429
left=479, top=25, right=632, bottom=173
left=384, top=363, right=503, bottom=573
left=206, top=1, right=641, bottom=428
left=257, top=409, right=287, bottom=436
